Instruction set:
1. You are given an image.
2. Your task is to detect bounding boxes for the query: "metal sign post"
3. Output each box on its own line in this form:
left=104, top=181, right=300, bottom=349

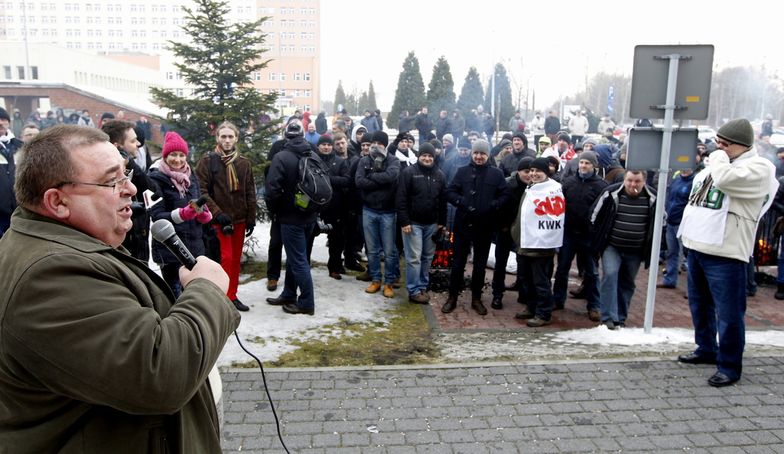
left=628, top=45, right=713, bottom=334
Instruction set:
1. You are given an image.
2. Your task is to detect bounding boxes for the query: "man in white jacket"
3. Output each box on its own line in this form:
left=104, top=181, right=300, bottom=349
left=678, top=118, right=778, bottom=388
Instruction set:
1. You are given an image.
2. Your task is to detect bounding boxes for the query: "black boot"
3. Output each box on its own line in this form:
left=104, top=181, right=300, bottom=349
left=776, top=283, right=784, bottom=301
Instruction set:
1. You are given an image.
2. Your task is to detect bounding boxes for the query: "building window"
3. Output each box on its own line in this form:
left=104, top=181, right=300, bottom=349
left=31, top=66, right=38, bottom=79
left=294, top=72, right=301, bottom=81
left=304, top=73, right=311, bottom=81
left=3, top=66, right=11, bottom=79
left=16, top=66, right=25, bottom=79
left=268, top=72, right=276, bottom=81
left=304, top=90, right=311, bottom=97
left=280, top=72, right=286, bottom=81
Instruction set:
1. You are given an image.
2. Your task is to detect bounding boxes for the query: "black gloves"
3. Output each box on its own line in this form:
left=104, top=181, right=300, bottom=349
left=245, top=225, right=255, bottom=237
left=215, top=213, right=232, bottom=226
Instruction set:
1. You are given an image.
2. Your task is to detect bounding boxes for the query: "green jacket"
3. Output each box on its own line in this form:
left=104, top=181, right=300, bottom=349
left=0, top=208, right=240, bottom=453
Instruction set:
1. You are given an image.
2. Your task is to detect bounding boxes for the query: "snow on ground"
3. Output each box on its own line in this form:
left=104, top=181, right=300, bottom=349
left=210, top=222, right=784, bottom=366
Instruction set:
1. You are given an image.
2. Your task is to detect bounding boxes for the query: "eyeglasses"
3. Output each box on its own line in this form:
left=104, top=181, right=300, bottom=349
left=56, top=168, right=134, bottom=194
left=716, top=139, right=732, bottom=148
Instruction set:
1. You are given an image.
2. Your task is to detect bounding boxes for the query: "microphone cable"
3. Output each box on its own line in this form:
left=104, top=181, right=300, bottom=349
left=233, top=331, right=290, bottom=454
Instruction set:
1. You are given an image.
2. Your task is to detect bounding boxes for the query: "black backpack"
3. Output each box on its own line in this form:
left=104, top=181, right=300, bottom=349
left=295, top=151, right=333, bottom=211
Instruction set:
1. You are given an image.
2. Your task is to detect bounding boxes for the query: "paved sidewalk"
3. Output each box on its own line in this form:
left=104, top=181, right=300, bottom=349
left=221, top=356, right=784, bottom=453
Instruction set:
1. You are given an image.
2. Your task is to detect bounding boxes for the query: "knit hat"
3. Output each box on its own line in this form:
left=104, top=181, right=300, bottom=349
left=557, top=132, right=571, bottom=144
left=517, top=156, right=534, bottom=171
left=442, top=133, right=454, bottom=145
left=530, top=157, right=551, bottom=175
left=717, top=118, right=754, bottom=147
left=162, top=131, right=189, bottom=159
left=498, top=139, right=512, bottom=149
left=429, top=138, right=443, bottom=150
left=578, top=150, right=599, bottom=168
left=317, top=135, right=333, bottom=146
left=538, top=136, right=551, bottom=145
left=0, top=107, right=9, bottom=122
left=458, top=136, right=471, bottom=149
left=101, top=112, right=115, bottom=121
left=472, top=139, right=490, bottom=154
left=418, top=142, right=436, bottom=157
left=360, top=133, right=372, bottom=144
left=285, top=120, right=304, bottom=138
left=371, top=130, right=389, bottom=147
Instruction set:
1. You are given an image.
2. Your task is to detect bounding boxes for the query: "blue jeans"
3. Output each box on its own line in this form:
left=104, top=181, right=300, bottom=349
left=599, top=245, right=643, bottom=324
left=362, top=208, right=399, bottom=284
left=663, top=223, right=685, bottom=287
left=402, top=223, right=437, bottom=296
left=552, top=232, right=600, bottom=310
left=687, top=250, right=747, bottom=380
left=280, top=222, right=316, bottom=311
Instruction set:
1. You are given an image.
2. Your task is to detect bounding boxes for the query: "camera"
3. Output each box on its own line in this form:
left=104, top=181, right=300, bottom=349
left=316, top=218, right=332, bottom=233
left=221, top=224, right=235, bottom=235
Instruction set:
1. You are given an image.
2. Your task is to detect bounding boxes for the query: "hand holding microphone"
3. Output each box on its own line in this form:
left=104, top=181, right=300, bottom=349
left=151, top=219, right=228, bottom=293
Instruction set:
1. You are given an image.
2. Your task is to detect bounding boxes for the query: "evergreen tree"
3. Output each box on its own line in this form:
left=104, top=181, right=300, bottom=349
left=334, top=81, right=347, bottom=112
left=149, top=0, right=277, bottom=180
left=388, top=51, right=426, bottom=129
left=426, top=56, right=456, bottom=116
left=483, top=63, right=515, bottom=129
left=345, top=93, right=358, bottom=115
left=368, top=81, right=378, bottom=111
left=456, top=67, right=484, bottom=119
left=358, top=92, right=370, bottom=114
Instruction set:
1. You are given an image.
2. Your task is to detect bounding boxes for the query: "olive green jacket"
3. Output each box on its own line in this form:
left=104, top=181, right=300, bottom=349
left=0, top=208, right=240, bottom=453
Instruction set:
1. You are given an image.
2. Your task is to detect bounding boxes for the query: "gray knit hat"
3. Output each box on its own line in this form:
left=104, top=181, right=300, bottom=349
left=578, top=150, right=599, bottom=168
left=472, top=139, right=490, bottom=154
left=717, top=119, right=754, bottom=147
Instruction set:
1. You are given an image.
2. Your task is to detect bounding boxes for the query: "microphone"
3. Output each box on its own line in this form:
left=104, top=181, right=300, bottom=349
left=151, top=219, right=197, bottom=270
left=189, top=195, right=209, bottom=213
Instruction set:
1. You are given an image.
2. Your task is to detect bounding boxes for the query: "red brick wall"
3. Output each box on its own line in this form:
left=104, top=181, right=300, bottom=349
left=0, top=86, right=163, bottom=145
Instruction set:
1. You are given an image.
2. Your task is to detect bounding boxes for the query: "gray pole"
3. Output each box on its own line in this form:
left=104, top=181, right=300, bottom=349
left=643, top=53, right=683, bottom=333
left=21, top=0, right=31, bottom=80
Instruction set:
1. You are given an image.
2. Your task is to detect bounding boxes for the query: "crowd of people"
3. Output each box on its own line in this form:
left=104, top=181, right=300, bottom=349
left=0, top=104, right=782, bottom=453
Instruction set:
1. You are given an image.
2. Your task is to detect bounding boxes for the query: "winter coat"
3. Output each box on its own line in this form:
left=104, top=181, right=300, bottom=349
left=435, top=116, right=452, bottom=140
left=499, top=148, right=536, bottom=177
left=355, top=153, right=400, bottom=212
left=665, top=172, right=695, bottom=225
left=544, top=115, right=561, bottom=135
left=441, top=152, right=471, bottom=185
left=361, top=116, right=379, bottom=134
left=498, top=173, right=528, bottom=228
left=0, top=208, right=240, bottom=453
left=148, top=169, right=206, bottom=265
left=122, top=158, right=154, bottom=261
left=396, top=162, right=447, bottom=227
left=446, top=161, right=510, bottom=226
left=0, top=138, right=22, bottom=236
left=561, top=171, right=609, bottom=235
left=415, top=112, right=433, bottom=135
left=315, top=113, right=328, bottom=134
left=589, top=182, right=657, bottom=267
left=195, top=150, right=257, bottom=226
left=317, top=150, right=350, bottom=222
left=264, top=137, right=320, bottom=225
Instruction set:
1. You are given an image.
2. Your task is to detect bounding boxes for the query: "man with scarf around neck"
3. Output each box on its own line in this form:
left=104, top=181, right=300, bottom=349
left=148, top=132, right=213, bottom=296
left=551, top=151, right=608, bottom=321
left=196, top=121, right=257, bottom=312
left=510, top=158, right=565, bottom=326
left=396, top=143, right=447, bottom=304
left=355, top=131, right=401, bottom=298
left=442, top=139, right=510, bottom=315
left=264, top=120, right=319, bottom=316
left=677, top=118, right=779, bottom=388
left=101, top=119, right=154, bottom=262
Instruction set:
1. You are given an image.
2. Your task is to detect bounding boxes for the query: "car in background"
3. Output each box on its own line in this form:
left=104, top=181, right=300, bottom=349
left=770, top=128, right=784, bottom=148
left=697, top=125, right=716, bottom=143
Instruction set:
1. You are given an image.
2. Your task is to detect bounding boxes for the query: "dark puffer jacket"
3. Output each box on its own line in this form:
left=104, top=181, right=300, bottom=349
left=265, top=137, right=319, bottom=225
left=396, top=162, right=447, bottom=227
left=355, top=153, right=400, bottom=212
left=561, top=171, right=608, bottom=235
left=148, top=169, right=206, bottom=265
left=446, top=161, right=510, bottom=226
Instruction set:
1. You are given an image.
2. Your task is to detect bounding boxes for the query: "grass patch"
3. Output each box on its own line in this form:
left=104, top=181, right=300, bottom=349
left=268, top=302, right=440, bottom=368
left=239, top=259, right=267, bottom=285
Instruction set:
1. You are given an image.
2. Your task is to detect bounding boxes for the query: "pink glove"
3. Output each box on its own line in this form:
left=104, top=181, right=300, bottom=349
left=195, top=204, right=213, bottom=224
left=172, top=205, right=198, bottom=224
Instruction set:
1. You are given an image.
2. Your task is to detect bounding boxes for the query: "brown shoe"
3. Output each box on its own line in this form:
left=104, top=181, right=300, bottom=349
left=526, top=317, right=552, bottom=327
left=441, top=295, right=457, bottom=313
left=588, top=309, right=601, bottom=322
left=409, top=292, right=429, bottom=304
left=471, top=298, right=487, bottom=316
left=514, top=308, right=535, bottom=320
left=356, top=271, right=372, bottom=282
left=329, top=271, right=342, bottom=280
left=365, top=281, right=382, bottom=294
left=266, top=279, right=278, bottom=291
left=391, top=278, right=402, bottom=289
left=383, top=284, right=394, bottom=298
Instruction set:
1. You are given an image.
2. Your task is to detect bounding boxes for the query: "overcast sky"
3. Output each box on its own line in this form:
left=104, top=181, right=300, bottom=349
left=320, top=0, right=784, bottom=112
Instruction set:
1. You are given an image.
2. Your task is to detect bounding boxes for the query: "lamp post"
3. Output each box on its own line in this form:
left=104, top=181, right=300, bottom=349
left=21, top=0, right=31, bottom=80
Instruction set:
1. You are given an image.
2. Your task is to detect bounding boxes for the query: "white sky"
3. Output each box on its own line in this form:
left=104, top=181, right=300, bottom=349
left=320, top=0, right=784, bottom=112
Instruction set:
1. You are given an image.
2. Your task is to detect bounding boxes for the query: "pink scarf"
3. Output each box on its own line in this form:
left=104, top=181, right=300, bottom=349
left=158, top=160, right=192, bottom=198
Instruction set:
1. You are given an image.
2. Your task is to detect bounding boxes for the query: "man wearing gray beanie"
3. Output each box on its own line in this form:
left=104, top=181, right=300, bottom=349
left=678, top=118, right=779, bottom=387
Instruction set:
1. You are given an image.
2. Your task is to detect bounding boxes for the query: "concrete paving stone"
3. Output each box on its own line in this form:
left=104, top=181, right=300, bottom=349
left=743, top=447, right=781, bottom=454
left=748, top=417, right=784, bottom=430
left=533, top=424, right=576, bottom=441
left=746, top=430, right=784, bottom=444
left=403, top=430, right=439, bottom=445
left=282, top=421, right=324, bottom=435
left=497, top=427, right=534, bottom=442
left=437, top=429, right=475, bottom=443
left=658, top=408, right=701, bottom=421
left=649, top=434, right=693, bottom=449
left=307, top=398, right=342, bottom=410
left=490, top=404, right=519, bottom=417
left=719, top=416, right=763, bottom=431
left=445, top=405, right=472, bottom=418
left=321, top=420, right=363, bottom=433
left=481, top=442, right=524, bottom=454
left=616, top=435, right=657, bottom=450
left=551, top=438, right=600, bottom=452
left=521, top=439, right=559, bottom=453
left=537, top=413, right=573, bottom=427
left=685, top=432, right=721, bottom=447
left=452, top=442, right=489, bottom=454
left=713, top=431, right=757, bottom=446
left=421, top=396, right=453, bottom=407
left=459, top=417, right=490, bottom=430
left=392, top=418, right=429, bottom=432
left=222, top=423, right=262, bottom=436
left=340, top=432, right=371, bottom=446
left=275, top=399, right=310, bottom=411
left=236, top=434, right=276, bottom=450
left=426, top=417, right=462, bottom=431
left=515, top=403, right=553, bottom=415
left=578, top=400, right=610, bottom=413
left=605, top=410, right=642, bottom=424
left=414, top=443, right=452, bottom=454
left=311, top=432, right=341, bottom=448
left=569, top=412, right=611, bottom=425
left=370, top=431, right=406, bottom=446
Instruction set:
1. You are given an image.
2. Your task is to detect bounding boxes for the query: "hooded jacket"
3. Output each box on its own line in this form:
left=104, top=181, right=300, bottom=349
left=265, top=137, right=319, bottom=225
